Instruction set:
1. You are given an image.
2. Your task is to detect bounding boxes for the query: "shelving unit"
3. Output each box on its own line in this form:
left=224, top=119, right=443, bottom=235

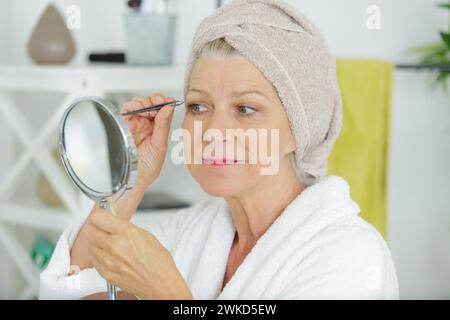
left=0, top=64, right=185, bottom=299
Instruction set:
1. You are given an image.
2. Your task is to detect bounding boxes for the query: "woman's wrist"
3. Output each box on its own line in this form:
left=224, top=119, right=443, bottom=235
left=139, top=256, right=193, bottom=300
left=140, top=280, right=193, bottom=300
left=110, top=184, right=147, bottom=220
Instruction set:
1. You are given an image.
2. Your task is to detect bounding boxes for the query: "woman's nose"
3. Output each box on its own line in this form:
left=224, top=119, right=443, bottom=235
left=202, top=107, right=236, bottom=135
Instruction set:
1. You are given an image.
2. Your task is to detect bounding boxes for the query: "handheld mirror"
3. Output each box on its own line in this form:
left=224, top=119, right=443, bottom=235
left=59, top=96, right=138, bottom=300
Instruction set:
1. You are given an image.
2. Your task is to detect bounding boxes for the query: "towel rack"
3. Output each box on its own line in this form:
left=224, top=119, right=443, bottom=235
left=396, top=63, right=450, bottom=71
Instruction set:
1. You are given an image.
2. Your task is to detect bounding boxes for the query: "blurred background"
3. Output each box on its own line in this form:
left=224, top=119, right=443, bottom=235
left=0, top=0, right=449, bottom=299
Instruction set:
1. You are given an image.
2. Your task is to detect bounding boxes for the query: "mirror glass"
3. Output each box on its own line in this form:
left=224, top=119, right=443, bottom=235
left=63, top=100, right=126, bottom=195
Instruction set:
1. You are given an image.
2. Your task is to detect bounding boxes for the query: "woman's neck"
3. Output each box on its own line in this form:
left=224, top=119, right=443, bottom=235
left=225, top=161, right=304, bottom=254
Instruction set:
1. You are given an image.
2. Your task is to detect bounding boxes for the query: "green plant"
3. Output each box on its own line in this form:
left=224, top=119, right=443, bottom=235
left=408, top=2, right=450, bottom=92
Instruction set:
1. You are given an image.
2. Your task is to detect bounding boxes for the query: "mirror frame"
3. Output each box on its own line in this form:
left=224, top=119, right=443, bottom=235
left=59, top=96, right=138, bottom=204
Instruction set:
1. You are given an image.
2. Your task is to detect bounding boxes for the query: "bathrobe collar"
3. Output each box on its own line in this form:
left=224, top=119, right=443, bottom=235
left=189, top=175, right=360, bottom=299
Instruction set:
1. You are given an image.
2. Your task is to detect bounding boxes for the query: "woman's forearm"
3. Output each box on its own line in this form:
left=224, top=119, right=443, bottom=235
left=70, top=186, right=146, bottom=271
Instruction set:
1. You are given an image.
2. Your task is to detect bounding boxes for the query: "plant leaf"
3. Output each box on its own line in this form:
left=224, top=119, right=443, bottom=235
left=436, top=71, right=450, bottom=94
left=417, top=47, right=448, bottom=65
left=440, top=32, right=450, bottom=48
left=437, top=3, right=450, bottom=10
left=407, top=42, right=444, bottom=55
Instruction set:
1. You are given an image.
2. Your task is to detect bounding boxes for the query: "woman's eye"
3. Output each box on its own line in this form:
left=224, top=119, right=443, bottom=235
left=188, top=103, right=208, bottom=114
left=238, top=105, right=257, bottom=116
left=187, top=104, right=257, bottom=117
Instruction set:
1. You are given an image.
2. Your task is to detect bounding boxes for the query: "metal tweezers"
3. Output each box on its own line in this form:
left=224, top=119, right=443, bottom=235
left=121, top=100, right=184, bottom=116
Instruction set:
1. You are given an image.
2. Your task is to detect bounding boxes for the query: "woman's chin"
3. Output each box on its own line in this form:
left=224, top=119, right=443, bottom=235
left=191, top=169, right=249, bottom=197
left=201, top=183, right=240, bottom=197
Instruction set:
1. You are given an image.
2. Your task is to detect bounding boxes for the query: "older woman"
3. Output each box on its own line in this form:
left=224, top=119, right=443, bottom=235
left=40, top=0, right=398, bottom=300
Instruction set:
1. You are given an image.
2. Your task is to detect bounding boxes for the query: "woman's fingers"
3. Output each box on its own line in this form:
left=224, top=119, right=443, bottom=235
left=122, top=93, right=165, bottom=116
left=131, top=95, right=152, bottom=117
left=123, top=93, right=173, bottom=116
left=132, top=117, right=154, bottom=145
left=122, top=100, right=144, bottom=116
left=151, top=104, right=175, bottom=150
left=120, top=93, right=176, bottom=189
left=122, top=94, right=176, bottom=150
left=90, top=208, right=127, bottom=234
left=90, top=246, right=116, bottom=281
left=122, top=96, right=146, bottom=114
left=122, top=93, right=175, bottom=142
left=84, top=220, right=110, bottom=250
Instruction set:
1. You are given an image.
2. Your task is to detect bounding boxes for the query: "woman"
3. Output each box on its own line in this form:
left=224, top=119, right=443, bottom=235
left=40, top=0, right=398, bottom=299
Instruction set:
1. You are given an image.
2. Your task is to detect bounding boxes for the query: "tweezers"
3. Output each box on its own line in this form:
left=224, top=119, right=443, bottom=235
left=121, top=100, right=184, bottom=116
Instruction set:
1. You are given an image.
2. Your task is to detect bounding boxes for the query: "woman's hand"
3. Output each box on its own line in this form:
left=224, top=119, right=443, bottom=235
left=84, top=208, right=193, bottom=300
left=70, top=94, right=176, bottom=272
left=122, top=93, right=176, bottom=193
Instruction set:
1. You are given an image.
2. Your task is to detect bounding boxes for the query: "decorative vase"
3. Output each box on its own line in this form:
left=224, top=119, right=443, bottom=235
left=27, top=4, right=76, bottom=64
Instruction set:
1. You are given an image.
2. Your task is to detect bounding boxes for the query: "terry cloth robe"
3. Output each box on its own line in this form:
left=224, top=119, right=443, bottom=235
left=39, top=175, right=399, bottom=299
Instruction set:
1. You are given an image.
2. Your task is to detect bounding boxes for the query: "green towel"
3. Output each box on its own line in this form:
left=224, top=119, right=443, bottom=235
left=328, top=59, right=394, bottom=239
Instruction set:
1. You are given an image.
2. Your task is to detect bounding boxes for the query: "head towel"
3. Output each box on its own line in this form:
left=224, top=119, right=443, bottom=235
left=183, top=0, right=343, bottom=186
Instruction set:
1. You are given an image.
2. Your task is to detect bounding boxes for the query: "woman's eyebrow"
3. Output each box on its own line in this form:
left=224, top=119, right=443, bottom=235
left=231, top=89, right=268, bottom=99
left=187, top=88, right=211, bottom=97
left=188, top=88, right=268, bottom=99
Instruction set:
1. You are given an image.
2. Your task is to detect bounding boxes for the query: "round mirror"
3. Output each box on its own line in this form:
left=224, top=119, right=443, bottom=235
left=59, top=96, right=137, bottom=204
left=59, top=96, right=138, bottom=300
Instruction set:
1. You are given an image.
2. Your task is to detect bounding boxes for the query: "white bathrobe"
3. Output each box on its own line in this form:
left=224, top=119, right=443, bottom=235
left=39, top=175, right=399, bottom=299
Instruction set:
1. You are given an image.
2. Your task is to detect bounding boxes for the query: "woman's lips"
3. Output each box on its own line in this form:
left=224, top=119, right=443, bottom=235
left=202, top=158, right=244, bottom=166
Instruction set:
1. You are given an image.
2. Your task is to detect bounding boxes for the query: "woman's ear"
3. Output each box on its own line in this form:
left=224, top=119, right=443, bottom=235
left=282, top=130, right=297, bottom=156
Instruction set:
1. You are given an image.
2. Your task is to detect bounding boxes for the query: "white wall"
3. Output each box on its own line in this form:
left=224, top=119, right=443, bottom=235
left=389, top=71, right=450, bottom=298
left=0, top=0, right=449, bottom=299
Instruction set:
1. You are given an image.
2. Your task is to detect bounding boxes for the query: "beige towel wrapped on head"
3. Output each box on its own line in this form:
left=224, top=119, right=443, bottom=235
left=183, top=0, right=343, bottom=186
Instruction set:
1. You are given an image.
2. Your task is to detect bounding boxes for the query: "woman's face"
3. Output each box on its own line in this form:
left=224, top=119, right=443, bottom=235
left=183, top=55, right=296, bottom=197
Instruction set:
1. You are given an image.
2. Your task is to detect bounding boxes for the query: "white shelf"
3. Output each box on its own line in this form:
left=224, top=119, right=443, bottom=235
left=0, top=63, right=186, bottom=75
left=0, top=202, right=76, bottom=232
left=0, top=63, right=186, bottom=91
